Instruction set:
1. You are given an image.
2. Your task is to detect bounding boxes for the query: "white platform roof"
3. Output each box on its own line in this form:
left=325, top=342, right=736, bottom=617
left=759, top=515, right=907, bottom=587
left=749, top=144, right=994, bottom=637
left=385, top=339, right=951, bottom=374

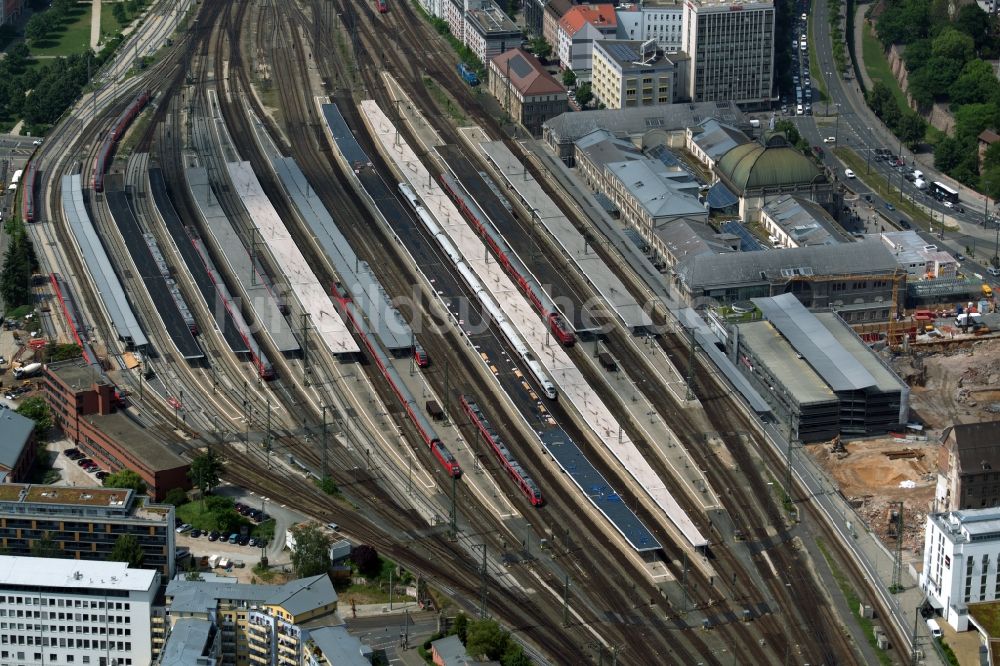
left=361, top=100, right=705, bottom=549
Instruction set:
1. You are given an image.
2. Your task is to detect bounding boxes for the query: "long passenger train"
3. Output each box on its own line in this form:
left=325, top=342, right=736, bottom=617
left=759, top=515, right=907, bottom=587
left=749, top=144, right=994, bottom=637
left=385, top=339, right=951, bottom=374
left=398, top=182, right=558, bottom=400
left=91, top=91, right=150, bottom=193
left=461, top=395, right=543, bottom=506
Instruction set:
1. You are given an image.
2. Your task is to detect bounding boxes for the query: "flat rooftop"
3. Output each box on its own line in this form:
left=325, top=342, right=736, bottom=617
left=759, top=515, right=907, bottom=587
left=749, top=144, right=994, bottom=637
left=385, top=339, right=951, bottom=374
left=466, top=0, right=520, bottom=35
left=0, top=555, right=157, bottom=592
left=738, top=321, right=837, bottom=406
left=85, top=412, right=188, bottom=472
left=46, top=359, right=109, bottom=390
left=814, top=312, right=907, bottom=393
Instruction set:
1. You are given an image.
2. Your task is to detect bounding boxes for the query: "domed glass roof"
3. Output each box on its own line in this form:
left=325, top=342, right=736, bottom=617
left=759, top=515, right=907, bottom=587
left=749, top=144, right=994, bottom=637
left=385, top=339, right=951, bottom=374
left=717, top=134, right=824, bottom=192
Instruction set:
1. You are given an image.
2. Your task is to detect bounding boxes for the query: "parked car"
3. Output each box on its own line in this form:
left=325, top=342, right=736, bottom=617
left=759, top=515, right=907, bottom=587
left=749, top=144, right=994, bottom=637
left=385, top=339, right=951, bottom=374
left=885, top=202, right=895, bottom=211
left=95, top=471, right=109, bottom=481
left=956, top=253, right=966, bottom=261
left=899, top=218, right=911, bottom=229
left=208, top=531, right=220, bottom=542
left=235, top=502, right=247, bottom=512
left=823, top=136, right=836, bottom=143
left=238, top=535, right=250, bottom=546
left=228, top=533, right=238, bottom=544
left=63, top=448, right=78, bottom=456
left=190, top=529, right=202, bottom=538
left=248, top=537, right=257, bottom=547
left=176, top=524, right=192, bottom=534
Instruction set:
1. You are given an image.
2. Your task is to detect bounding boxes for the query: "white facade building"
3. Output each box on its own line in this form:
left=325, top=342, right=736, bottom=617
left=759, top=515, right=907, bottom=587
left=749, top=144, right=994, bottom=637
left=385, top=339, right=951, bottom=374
left=615, top=2, right=684, bottom=52
left=921, top=508, right=1000, bottom=631
left=0, top=556, right=158, bottom=666
left=416, top=0, right=446, bottom=18
left=447, top=0, right=523, bottom=63
left=681, top=0, right=775, bottom=105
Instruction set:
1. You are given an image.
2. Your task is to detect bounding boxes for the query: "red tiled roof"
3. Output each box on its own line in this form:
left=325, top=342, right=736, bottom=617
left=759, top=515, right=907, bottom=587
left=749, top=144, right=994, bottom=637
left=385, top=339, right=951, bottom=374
left=491, top=48, right=566, bottom=97
left=559, top=4, right=618, bottom=38
left=980, top=130, right=1000, bottom=145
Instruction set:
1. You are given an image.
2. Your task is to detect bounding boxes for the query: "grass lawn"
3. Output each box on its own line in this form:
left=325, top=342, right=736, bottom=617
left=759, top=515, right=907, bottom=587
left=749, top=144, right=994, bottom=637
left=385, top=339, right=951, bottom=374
left=969, top=602, right=1000, bottom=636
left=833, top=146, right=934, bottom=228
left=861, top=23, right=909, bottom=114
left=100, top=2, right=124, bottom=39
left=31, top=4, right=93, bottom=57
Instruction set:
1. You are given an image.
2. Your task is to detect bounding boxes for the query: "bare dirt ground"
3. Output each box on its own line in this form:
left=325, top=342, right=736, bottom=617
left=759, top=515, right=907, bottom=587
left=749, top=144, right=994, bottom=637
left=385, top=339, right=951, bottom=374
left=808, top=436, right=936, bottom=556
left=893, top=337, right=1000, bottom=430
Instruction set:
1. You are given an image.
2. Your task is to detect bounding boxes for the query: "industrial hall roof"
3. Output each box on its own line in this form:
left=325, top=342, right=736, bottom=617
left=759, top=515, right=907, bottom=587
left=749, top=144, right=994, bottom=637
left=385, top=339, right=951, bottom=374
left=716, top=133, right=824, bottom=193
left=491, top=48, right=565, bottom=97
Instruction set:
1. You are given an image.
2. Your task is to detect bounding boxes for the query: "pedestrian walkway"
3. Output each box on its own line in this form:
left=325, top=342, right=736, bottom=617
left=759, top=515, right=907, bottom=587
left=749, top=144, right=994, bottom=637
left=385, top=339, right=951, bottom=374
left=90, top=0, right=101, bottom=51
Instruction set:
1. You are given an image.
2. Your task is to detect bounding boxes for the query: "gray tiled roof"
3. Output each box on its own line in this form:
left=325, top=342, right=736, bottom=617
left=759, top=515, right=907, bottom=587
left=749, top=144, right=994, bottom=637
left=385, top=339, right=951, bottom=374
left=544, top=102, right=745, bottom=144
left=762, top=195, right=845, bottom=246
left=675, top=239, right=899, bottom=290
left=606, top=159, right=707, bottom=219
left=268, top=574, right=336, bottom=617
left=159, top=618, right=216, bottom=666
left=306, top=625, right=372, bottom=665
left=166, top=574, right=336, bottom=615
left=657, top=220, right=735, bottom=260
left=691, top=118, right=751, bottom=161
left=432, top=634, right=474, bottom=665
left=0, top=410, right=33, bottom=469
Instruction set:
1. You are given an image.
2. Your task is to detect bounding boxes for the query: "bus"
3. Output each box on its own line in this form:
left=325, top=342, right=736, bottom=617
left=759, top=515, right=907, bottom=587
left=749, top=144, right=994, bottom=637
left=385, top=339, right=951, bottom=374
left=931, top=181, right=959, bottom=204
left=7, top=169, right=22, bottom=192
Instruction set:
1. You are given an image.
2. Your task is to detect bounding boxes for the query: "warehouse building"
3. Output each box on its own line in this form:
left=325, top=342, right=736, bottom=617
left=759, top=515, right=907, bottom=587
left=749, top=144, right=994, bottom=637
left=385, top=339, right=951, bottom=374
left=591, top=39, right=689, bottom=109
left=673, top=238, right=904, bottom=323
left=728, top=293, right=909, bottom=441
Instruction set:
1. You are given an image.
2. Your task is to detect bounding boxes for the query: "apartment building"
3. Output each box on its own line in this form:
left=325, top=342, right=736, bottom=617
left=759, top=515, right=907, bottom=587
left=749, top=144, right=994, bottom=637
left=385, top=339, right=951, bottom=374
left=164, top=573, right=343, bottom=666
left=591, top=39, right=688, bottom=109
left=615, top=1, right=684, bottom=52
left=0, top=483, right=176, bottom=578
left=489, top=48, right=567, bottom=136
left=935, top=422, right=1000, bottom=513
left=542, top=0, right=573, bottom=48
left=0, top=555, right=158, bottom=666
left=43, top=360, right=190, bottom=501
left=681, top=0, right=775, bottom=105
left=557, top=4, right=618, bottom=71
left=446, top=0, right=523, bottom=63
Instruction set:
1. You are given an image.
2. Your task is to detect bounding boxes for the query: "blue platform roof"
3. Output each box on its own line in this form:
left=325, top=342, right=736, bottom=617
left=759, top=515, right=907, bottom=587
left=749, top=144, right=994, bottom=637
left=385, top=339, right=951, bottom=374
left=538, top=428, right=661, bottom=552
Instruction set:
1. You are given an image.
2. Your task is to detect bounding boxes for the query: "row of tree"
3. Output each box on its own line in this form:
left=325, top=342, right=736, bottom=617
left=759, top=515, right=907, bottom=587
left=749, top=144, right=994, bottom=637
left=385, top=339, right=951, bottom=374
left=25, top=0, right=76, bottom=45
left=449, top=614, right=532, bottom=666
left=0, top=226, right=37, bottom=312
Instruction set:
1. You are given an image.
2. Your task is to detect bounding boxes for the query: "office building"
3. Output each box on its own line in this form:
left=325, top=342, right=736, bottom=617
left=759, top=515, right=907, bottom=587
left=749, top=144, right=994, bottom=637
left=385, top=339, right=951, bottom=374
left=446, top=0, right=522, bottom=63
left=0, top=555, right=158, bottom=666
left=681, top=0, right=775, bottom=105
left=615, top=1, right=685, bottom=51
left=591, top=40, right=688, bottom=109
left=879, top=230, right=959, bottom=279
left=556, top=4, right=618, bottom=71
left=728, top=293, right=909, bottom=441
left=489, top=48, right=567, bottom=136
left=165, top=573, right=344, bottom=666
left=0, top=409, right=36, bottom=483
left=0, top=483, right=177, bottom=578
left=921, top=508, right=1000, bottom=631
left=936, top=422, right=1000, bottom=512
left=523, top=0, right=549, bottom=36
left=415, top=0, right=446, bottom=19
left=43, top=360, right=190, bottom=501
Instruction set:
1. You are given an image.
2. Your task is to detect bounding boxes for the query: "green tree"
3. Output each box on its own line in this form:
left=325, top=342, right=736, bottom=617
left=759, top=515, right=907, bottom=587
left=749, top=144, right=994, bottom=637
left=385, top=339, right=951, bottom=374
left=188, top=448, right=223, bottom=499
left=25, top=13, right=51, bottom=43
left=163, top=487, right=188, bottom=507
left=184, top=571, right=204, bottom=581
left=529, top=37, right=551, bottom=60
left=876, top=0, right=930, bottom=48
left=351, top=544, right=381, bottom=578
left=45, top=343, right=82, bottom=362
left=866, top=82, right=903, bottom=130
left=16, top=396, right=51, bottom=433
left=501, top=643, right=532, bottom=666
left=954, top=4, right=993, bottom=52
left=289, top=523, right=331, bottom=577
left=896, top=110, right=927, bottom=147
left=109, top=534, right=144, bottom=568
left=954, top=102, right=1000, bottom=143
left=934, top=136, right=971, bottom=173
left=575, top=82, right=593, bottom=107
left=980, top=165, right=1000, bottom=201
left=931, top=28, right=975, bottom=64
left=1, top=232, right=34, bottom=310
left=561, top=69, right=576, bottom=88
left=466, top=619, right=510, bottom=661
left=452, top=612, right=469, bottom=643
left=908, top=57, right=964, bottom=106
left=774, top=119, right=802, bottom=146
left=30, top=532, right=59, bottom=558
left=950, top=59, right=1000, bottom=106
left=102, top=469, right=147, bottom=494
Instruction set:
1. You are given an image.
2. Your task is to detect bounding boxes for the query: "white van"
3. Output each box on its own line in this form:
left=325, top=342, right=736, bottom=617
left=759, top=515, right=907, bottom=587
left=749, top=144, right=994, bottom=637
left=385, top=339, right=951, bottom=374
left=912, top=169, right=923, bottom=180
left=914, top=178, right=927, bottom=190
left=796, top=104, right=803, bottom=115
left=926, top=618, right=942, bottom=639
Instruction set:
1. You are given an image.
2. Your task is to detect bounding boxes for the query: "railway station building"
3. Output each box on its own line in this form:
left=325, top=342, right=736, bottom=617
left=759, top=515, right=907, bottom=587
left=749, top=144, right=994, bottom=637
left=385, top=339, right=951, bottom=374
left=760, top=195, right=849, bottom=248
left=0, top=483, right=176, bottom=577
left=488, top=48, right=567, bottom=137
left=42, top=360, right=190, bottom=501
left=728, top=294, right=909, bottom=442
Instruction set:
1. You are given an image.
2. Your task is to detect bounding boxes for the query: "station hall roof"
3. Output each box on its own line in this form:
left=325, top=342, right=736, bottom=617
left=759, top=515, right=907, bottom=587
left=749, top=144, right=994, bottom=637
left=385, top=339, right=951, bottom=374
left=716, top=133, right=824, bottom=193
left=544, top=102, right=745, bottom=145
left=691, top=118, right=752, bottom=162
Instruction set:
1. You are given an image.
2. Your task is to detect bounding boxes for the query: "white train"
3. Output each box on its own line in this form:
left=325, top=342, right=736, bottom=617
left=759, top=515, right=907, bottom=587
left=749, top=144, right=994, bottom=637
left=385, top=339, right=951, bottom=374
left=401, top=182, right=557, bottom=400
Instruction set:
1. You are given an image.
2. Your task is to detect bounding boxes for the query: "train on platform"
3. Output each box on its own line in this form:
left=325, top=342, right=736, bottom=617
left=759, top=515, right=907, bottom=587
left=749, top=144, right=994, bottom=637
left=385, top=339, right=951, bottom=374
left=439, top=172, right=576, bottom=346
left=21, top=160, right=36, bottom=222
left=461, top=395, right=543, bottom=506
left=457, top=63, right=479, bottom=86
left=49, top=273, right=98, bottom=367
left=333, top=283, right=461, bottom=478
left=91, top=91, right=151, bottom=193
left=399, top=182, right=558, bottom=400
